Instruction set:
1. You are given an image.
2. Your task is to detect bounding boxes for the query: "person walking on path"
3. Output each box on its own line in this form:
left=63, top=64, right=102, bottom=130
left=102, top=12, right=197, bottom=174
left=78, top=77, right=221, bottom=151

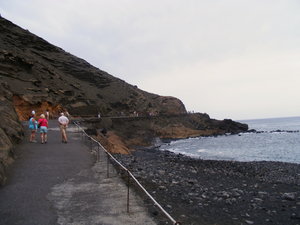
left=38, top=114, right=48, bottom=144
left=58, top=112, right=69, bottom=143
left=28, top=115, right=38, bottom=142
left=46, top=110, right=50, bottom=120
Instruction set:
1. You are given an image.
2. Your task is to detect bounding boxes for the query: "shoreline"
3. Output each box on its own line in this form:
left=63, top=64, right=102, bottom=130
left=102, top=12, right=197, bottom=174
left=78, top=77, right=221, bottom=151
left=114, top=148, right=300, bottom=225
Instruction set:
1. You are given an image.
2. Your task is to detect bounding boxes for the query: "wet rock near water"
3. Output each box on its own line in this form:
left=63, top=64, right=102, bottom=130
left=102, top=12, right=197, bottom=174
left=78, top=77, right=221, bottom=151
left=248, top=129, right=300, bottom=134
left=114, top=149, right=300, bottom=225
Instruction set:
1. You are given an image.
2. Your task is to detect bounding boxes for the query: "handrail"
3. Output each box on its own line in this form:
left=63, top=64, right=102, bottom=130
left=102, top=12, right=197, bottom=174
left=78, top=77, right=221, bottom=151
left=73, top=121, right=181, bottom=225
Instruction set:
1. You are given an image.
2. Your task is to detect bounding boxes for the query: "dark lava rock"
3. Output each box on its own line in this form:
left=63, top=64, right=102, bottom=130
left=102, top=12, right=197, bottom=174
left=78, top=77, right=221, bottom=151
left=0, top=15, right=248, bottom=186
left=114, top=149, right=300, bottom=225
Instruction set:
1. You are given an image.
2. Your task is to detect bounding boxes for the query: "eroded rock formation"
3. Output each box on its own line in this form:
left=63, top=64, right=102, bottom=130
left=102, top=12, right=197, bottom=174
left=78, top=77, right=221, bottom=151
left=82, top=113, right=248, bottom=154
left=0, top=17, right=186, bottom=119
left=0, top=16, right=248, bottom=185
left=0, top=16, right=187, bottom=184
left=0, top=82, right=24, bottom=185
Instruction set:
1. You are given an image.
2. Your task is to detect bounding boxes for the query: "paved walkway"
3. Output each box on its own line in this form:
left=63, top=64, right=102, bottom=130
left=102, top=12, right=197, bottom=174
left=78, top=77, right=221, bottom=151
left=0, top=120, right=157, bottom=225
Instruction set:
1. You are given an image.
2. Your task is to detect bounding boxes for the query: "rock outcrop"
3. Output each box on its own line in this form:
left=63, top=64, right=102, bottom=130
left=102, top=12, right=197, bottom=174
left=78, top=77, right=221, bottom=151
left=82, top=113, right=248, bottom=154
left=0, top=82, right=24, bottom=185
left=0, top=16, right=187, bottom=184
left=0, top=17, right=186, bottom=120
left=0, top=16, right=248, bottom=185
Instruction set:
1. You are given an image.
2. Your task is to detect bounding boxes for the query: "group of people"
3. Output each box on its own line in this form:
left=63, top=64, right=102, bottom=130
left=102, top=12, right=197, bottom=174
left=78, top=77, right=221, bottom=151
left=29, top=111, right=70, bottom=144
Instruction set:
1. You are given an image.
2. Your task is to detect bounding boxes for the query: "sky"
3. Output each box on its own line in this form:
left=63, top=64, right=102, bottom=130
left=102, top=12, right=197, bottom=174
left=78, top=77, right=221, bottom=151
left=1, top=0, right=300, bottom=120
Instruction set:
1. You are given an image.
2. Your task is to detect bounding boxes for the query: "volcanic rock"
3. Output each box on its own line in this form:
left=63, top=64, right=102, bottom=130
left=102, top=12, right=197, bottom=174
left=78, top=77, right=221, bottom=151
left=0, top=16, right=248, bottom=185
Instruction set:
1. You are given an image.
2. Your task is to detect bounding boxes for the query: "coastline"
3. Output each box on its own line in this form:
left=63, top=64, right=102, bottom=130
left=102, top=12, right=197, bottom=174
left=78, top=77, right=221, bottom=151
left=114, top=148, right=300, bottom=225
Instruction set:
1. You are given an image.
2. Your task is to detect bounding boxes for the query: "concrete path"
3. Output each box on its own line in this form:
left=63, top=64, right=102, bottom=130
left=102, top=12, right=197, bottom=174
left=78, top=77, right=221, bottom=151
left=0, top=120, right=157, bottom=225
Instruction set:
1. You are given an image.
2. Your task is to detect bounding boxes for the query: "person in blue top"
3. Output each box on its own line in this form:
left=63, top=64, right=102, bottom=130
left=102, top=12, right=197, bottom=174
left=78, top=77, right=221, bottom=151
left=29, top=115, right=38, bottom=143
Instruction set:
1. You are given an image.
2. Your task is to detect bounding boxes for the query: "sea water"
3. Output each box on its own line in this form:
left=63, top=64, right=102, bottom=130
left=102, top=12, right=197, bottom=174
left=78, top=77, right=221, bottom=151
left=159, top=117, right=300, bottom=164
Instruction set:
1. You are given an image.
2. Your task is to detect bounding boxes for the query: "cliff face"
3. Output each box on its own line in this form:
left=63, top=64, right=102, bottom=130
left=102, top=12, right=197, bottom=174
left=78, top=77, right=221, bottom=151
left=83, top=113, right=248, bottom=154
left=0, top=16, right=248, bottom=185
left=0, top=82, right=24, bottom=185
left=0, top=17, right=186, bottom=119
left=0, top=16, right=187, bottom=184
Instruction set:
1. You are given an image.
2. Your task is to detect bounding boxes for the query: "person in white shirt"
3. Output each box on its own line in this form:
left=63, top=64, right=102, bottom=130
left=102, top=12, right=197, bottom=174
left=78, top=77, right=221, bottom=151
left=58, top=112, right=69, bottom=143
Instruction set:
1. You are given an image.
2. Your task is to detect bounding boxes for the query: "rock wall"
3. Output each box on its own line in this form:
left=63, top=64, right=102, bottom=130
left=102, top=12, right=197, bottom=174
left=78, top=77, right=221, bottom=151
left=0, top=17, right=187, bottom=121
left=0, top=82, right=24, bottom=185
left=0, top=16, right=187, bottom=185
left=0, top=16, right=249, bottom=185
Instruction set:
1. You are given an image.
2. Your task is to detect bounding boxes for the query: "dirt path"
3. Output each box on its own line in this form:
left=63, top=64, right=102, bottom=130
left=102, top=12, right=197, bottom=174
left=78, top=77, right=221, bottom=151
left=0, top=120, right=157, bottom=225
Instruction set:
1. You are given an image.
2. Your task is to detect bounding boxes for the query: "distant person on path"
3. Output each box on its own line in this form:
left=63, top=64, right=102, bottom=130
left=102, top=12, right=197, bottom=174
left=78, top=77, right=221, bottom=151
left=28, top=115, right=38, bottom=143
left=65, top=111, right=70, bottom=118
left=38, top=114, right=48, bottom=144
left=46, top=110, right=50, bottom=120
left=58, top=112, right=69, bottom=143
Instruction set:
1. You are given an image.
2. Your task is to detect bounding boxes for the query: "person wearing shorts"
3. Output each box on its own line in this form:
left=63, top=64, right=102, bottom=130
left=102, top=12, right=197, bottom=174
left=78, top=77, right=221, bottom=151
left=28, top=115, right=37, bottom=142
left=38, top=114, right=48, bottom=144
left=58, top=112, right=69, bottom=143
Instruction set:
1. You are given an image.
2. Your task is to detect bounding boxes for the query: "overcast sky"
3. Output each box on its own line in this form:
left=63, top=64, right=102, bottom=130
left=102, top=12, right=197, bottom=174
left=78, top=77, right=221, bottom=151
left=1, top=0, right=300, bottom=120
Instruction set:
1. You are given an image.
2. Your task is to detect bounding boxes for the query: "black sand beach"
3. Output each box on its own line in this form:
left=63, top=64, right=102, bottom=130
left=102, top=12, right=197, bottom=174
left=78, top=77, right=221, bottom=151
left=114, top=148, right=300, bottom=225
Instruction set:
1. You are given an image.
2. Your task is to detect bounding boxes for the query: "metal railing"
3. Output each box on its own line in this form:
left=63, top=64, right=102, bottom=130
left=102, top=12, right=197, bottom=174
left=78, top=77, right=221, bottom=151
left=73, top=121, right=181, bottom=225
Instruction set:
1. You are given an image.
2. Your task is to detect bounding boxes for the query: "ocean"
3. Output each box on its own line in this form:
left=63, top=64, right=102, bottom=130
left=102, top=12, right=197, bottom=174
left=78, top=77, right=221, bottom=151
left=159, top=117, right=300, bottom=164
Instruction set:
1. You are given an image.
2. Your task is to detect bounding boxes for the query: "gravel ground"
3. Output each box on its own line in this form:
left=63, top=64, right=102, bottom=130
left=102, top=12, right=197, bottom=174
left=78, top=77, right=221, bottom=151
left=114, top=148, right=300, bottom=225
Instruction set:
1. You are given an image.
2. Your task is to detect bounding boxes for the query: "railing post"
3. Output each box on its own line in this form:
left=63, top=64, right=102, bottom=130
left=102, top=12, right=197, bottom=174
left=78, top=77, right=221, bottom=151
left=127, top=170, right=130, bottom=213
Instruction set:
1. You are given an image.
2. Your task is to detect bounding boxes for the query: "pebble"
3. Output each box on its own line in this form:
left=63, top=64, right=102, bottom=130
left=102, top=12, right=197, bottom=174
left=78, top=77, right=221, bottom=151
left=253, top=198, right=263, bottom=203
left=191, top=169, right=197, bottom=174
left=158, top=170, right=165, bottom=175
left=258, top=191, right=268, bottom=197
left=113, top=148, right=300, bottom=225
left=172, top=180, right=179, bottom=185
left=291, top=213, right=300, bottom=220
left=282, top=192, right=296, bottom=201
left=217, top=191, right=230, bottom=198
left=225, top=198, right=236, bottom=205
left=244, top=213, right=251, bottom=218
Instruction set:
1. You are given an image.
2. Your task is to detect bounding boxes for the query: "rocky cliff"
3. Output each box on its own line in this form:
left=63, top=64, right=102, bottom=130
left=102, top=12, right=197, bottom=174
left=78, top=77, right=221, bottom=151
left=0, top=16, right=248, bottom=185
left=82, top=113, right=248, bottom=154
